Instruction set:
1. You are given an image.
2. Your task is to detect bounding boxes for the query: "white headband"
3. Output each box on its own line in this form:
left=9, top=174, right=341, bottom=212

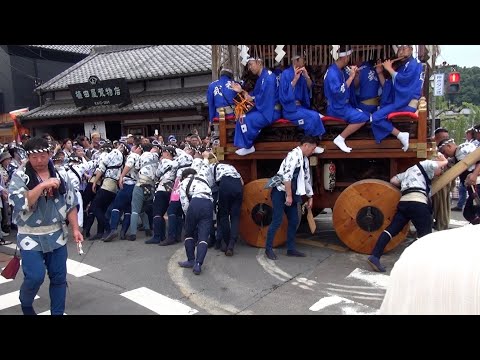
left=437, top=138, right=455, bottom=150
left=26, top=148, right=50, bottom=155
left=338, top=49, right=352, bottom=57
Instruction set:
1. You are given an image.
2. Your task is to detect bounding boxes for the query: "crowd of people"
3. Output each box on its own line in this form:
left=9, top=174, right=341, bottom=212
left=1, top=44, right=475, bottom=315
left=0, top=129, right=252, bottom=314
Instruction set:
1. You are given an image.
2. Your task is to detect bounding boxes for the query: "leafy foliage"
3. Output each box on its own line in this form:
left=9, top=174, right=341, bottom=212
left=432, top=67, right=480, bottom=142
left=441, top=66, right=480, bottom=106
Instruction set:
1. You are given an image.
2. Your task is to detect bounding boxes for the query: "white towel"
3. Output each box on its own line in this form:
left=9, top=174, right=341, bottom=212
left=293, top=147, right=307, bottom=196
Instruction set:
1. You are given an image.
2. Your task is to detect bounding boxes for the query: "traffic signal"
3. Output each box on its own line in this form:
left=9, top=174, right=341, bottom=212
left=447, top=72, right=460, bottom=94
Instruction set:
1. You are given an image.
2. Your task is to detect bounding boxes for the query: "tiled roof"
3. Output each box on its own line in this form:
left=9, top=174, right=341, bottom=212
left=37, top=45, right=212, bottom=92
left=28, top=45, right=95, bottom=55
left=19, top=88, right=207, bottom=120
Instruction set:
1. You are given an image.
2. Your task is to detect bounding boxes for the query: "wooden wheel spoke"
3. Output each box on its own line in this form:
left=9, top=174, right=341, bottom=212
left=240, top=179, right=287, bottom=248
left=333, top=179, right=408, bottom=254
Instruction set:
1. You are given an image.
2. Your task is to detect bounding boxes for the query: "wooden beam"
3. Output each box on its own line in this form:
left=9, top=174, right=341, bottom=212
left=431, top=147, right=480, bottom=196
left=417, top=96, right=428, bottom=143
left=250, top=159, right=258, bottom=180
left=219, top=117, right=227, bottom=147
left=390, top=158, right=398, bottom=179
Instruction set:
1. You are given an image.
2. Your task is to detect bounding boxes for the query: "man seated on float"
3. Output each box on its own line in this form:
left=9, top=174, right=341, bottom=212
left=376, top=61, right=394, bottom=108
left=352, top=51, right=381, bottom=115
left=231, top=57, right=281, bottom=156
left=207, top=67, right=238, bottom=135
left=324, top=46, right=370, bottom=153
left=279, top=54, right=325, bottom=154
left=371, top=45, right=423, bottom=152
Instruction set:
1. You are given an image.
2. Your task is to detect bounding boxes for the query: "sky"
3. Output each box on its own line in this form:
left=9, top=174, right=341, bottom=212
left=437, top=45, right=480, bottom=68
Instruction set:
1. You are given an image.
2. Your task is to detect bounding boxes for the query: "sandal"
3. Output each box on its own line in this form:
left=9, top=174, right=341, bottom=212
left=0, top=239, right=13, bottom=246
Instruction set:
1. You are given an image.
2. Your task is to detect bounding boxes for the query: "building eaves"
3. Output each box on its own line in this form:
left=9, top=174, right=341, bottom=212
left=28, top=45, right=95, bottom=55
left=20, top=87, right=208, bottom=121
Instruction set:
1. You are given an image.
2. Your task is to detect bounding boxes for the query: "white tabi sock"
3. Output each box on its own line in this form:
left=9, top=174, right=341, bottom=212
left=397, top=132, right=410, bottom=152
left=235, top=146, right=256, bottom=156
left=333, top=135, right=352, bottom=153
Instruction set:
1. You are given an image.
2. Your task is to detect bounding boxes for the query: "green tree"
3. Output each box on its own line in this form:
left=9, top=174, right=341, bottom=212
left=443, top=67, right=480, bottom=107
left=439, top=102, right=480, bottom=144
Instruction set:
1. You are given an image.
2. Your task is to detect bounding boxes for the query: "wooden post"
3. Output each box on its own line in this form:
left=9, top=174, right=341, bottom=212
left=212, top=45, right=219, bottom=81
left=250, top=159, right=258, bottom=181
left=417, top=96, right=427, bottom=143
left=389, top=159, right=398, bottom=179
left=218, top=109, right=227, bottom=148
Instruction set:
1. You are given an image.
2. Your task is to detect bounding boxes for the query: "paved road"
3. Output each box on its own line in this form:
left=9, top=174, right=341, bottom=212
left=0, top=208, right=469, bottom=315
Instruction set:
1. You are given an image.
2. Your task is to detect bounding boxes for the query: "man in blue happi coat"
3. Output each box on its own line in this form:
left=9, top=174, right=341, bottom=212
left=207, top=67, right=238, bottom=132
left=232, top=58, right=281, bottom=156
left=324, top=45, right=370, bottom=153
left=8, top=137, right=83, bottom=315
left=353, top=52, right=381, bottom=115
left=279, top=54, right=326, bottom=154
left=371, top=45, right=424, bottom=152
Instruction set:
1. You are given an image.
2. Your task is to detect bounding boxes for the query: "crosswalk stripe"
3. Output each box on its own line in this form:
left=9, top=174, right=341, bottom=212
left=120, top=287, right=198, bottom=315
left=0, top=267, right=13, bottom=284
left=309, top=295, right=346, bottom=311
left=0, top=276, right=13, bottom=285
left=38, top=310, right=67, bottom=315
left=3, top=243, right=17, bottom=250
left=3, top=258, right=100, bottom=279
left=0, top=290, right=39, bottom=311
left=346, top=268, right=389, bottom=289
left=66, top=259, right=100, bottom=277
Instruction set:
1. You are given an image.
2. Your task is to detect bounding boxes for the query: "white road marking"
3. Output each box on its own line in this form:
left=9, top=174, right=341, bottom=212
left=449, top=219, right=470, bottom=227
left=3, top=243, right=17, bottom=250
left=0, top=267, right=13, bottom=284
left=2, top=245, right=100, bottom=278
left=255, top=249, right=318, bottom=292
left=256, top=249, right=292, bottom=281
left=309, top=294, right=379, bottom=314
left=38, top=310, right=67, bottom=315
left=0, top=290, right=39, bottom=311
left=66, top=259, right=100, bottom=277
left=325, top=287, right=384, bottom=297
left=168, top=246, right=245, bottom=315
left=121, top=287, right=198, bottom=315
left=309, top=295, right=351, bottom=311
left=346, top=268, right=389, bottom=289
left=0, top=276, right=13, bottom=284
left=325, top=282, right=382, bottom=290
left=341, top=303, right=379, bottom=315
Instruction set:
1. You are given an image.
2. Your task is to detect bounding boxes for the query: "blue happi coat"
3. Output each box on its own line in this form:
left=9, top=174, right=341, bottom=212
left=279, top=65, right=325, bottom=137
left=234, top=68, right=280, bottom=149
left=324, top=64, right=369, bottom=124
left=356, top=62, right=380, bottom=114
left=207, top=75, right=238, bottom=123
left=371, top=56, right=424, bottom=143
left=8, top=165, right=78, bottom=253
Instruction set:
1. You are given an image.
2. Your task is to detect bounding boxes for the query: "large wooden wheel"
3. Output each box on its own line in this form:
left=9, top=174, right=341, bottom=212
left=332, top=179, right=409, bottom=254
left=240, top=179, right=288, bottom=248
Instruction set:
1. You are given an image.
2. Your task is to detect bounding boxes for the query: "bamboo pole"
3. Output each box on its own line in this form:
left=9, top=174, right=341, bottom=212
left=431, top=148, right=480, bottom=196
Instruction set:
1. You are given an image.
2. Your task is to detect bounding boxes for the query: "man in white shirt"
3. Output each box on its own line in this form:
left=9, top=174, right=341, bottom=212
left=264, top=135, right=317, bottom=260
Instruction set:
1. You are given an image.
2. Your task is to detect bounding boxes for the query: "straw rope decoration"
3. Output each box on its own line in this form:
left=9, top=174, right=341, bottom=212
left=233, top=92, right=254, bottom=123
